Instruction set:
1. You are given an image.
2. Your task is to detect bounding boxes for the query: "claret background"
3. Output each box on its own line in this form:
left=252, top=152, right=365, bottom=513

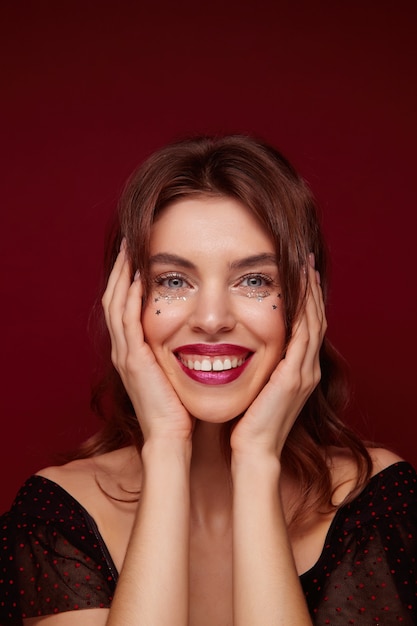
left=1, top=0, right=416, bottom=512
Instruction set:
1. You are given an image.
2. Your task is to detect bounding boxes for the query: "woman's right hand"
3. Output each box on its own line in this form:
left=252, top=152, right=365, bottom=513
left=102, top=241, right=194, bottom=443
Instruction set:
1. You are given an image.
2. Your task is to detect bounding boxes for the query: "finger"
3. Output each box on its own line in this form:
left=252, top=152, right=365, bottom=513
left=122, top=272, right=147, bottom=359
left=305, top=260, right=327, bottom=350
left=103, top=252, right=133, bottom=366
left=306, top=254, right=326, bottom=335
left=295, top=260, right=326, bottom=386
left=282, top=311, right=310, bottom=372
left=101, top=239, right=127, bottom=309
left=102, top=251, right=124, bottom=364
left=274, top=264, right=324, bottom=392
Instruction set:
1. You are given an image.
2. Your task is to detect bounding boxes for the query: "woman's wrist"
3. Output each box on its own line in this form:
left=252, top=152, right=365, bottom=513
left=231, top=448, right=282, bottom=482
left=141, top=437, right=192, bottom=468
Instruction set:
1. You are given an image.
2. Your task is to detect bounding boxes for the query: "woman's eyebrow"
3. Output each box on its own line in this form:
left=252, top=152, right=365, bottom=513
left=230, top=253, right=278, bottom=270
left=149, top=253, right=196, bottom=269
left=149, top=252, right=278, bottom=270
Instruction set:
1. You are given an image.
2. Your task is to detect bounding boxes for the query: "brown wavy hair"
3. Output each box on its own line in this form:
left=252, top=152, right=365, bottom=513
left=73, top=134, right=373, bottom=523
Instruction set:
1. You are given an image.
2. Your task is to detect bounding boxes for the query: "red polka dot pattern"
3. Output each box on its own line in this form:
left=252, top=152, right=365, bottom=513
left=0, top=463, right=416, bottom=623
left=300, top=462, right=417, bottom=624
left=0, top=476, right=117, bottom=623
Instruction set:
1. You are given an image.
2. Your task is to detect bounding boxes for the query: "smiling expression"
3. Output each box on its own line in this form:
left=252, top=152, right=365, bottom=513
left=141, top=196, right=286, bottom=422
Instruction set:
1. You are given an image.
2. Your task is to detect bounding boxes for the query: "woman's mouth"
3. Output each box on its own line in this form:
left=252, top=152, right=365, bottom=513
left=174, top=344, right=253, bottom=385
left=178, top=355, right=246, bottom=371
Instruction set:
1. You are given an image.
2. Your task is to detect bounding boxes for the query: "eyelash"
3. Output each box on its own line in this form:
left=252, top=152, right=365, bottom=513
left=154, top=272, right=274, bottom=298
left=237, top=273, right=275, bottom=298
left=154, top=273, right=191, bottom=294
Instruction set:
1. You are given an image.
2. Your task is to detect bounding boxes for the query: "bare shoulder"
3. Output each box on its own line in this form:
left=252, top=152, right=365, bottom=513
left=329, top=446, right=404, bottom=476
left=328, top=446, right=405, bottom=506
left=36, top=446, right=141, bottom=574
left=36, top=446, right=142, bottom=511
left=368, top=447, right=405, bottom=473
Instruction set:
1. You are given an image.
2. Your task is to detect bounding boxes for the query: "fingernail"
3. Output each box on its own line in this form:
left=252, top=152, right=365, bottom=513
left=134, top=269, right=140, bottom=281
left=308, top=252, right=315, bottom=268
left=120, top=237, right=127, bottom=252
left=316, top=270, right=321, bottom=285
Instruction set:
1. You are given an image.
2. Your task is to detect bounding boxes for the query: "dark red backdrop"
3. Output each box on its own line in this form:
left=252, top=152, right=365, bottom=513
left=1, top=1, right=416, bottom=513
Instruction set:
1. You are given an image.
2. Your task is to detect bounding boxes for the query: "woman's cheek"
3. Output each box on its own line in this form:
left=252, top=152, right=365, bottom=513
left=142, top=296, right=192, bottom=342
left=237, top=294, right=285, bottom=324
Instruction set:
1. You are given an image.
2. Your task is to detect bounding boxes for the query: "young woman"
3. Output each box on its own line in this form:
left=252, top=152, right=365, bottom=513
left=1, top=135, right=416, bottom=625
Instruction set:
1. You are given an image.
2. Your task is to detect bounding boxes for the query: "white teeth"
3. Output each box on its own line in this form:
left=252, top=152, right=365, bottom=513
left=213, top=358, right=232, bottom=371
left=179, top=355, right=247, bottom=371
left=201, top=359, right=211, bottom=371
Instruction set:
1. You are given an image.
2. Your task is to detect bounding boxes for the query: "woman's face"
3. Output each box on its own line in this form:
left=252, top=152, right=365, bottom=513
left=141, top=196, right=286, bottom=422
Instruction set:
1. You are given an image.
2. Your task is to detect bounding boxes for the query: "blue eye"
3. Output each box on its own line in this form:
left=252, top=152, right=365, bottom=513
left=165, top=276, right=185, bottom=289
left=237, top=273, right=275, bottom=299
left=241, top=275, right=267, bottom=287
left=154, top=273, right=190, bottom=292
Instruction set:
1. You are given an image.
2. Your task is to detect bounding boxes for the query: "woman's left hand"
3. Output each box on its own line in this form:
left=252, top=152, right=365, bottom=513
left=230, top=255, right=327, bottom=459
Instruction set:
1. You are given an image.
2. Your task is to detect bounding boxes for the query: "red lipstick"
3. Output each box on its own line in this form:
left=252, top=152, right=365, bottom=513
left=174, top=343, right=250, bottom=356
left=174, top=344, right=253, bottom=385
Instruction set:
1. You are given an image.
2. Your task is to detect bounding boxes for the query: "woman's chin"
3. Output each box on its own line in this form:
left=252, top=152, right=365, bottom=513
left=181, top=398, right=249, bottom=425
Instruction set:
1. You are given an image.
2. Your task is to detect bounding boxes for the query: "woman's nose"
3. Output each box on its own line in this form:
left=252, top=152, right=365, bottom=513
left=188, top=286, right=236, bottom=335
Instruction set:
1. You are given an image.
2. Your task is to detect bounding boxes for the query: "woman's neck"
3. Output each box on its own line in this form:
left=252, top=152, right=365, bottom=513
left=189, top=421, right=233, bottom=532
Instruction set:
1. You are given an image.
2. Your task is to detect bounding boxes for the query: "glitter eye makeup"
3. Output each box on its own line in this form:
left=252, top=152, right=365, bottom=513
left=158, top=293, right=188, bottom=303
left=151, top=270, right=279, bottom=305
left=152, top=272, right=193, bottom=302
left=238, top=273, right=277, bottom=301
left=149, top=273, right=191, bottom=316
left=245, top=289, right=271, bottom=301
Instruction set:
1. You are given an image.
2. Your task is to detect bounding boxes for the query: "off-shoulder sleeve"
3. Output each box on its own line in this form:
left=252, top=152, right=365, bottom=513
left=0, top=476, right=117, bottom=624
left=301, top=462, right=417, bottom=625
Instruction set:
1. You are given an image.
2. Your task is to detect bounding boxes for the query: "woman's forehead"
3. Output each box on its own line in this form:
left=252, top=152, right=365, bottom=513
left=149, top=196, right=275, bottom=251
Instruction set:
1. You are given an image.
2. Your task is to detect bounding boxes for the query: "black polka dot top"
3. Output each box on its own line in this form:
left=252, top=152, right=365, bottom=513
left=0, top=474, right=117, bottom=624
left=300, top=462, right=417, bottom=624
left=1, top=462, right=416, bottom=624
